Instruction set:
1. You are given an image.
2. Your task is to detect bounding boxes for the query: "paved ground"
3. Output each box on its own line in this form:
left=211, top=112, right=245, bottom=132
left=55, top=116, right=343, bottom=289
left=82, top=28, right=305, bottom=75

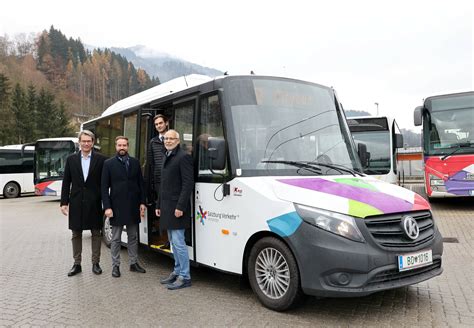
left=0, top=193, right=473, bottom=327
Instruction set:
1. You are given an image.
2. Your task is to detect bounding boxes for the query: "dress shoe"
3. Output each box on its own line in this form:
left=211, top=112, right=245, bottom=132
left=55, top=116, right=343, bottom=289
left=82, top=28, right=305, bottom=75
left=67, top=264, right=82, bottom=277
left=92, top=263, right=102, bottom=275
left=112, top=266, right=120, bottom=278
left=130, top=263, right=146, bottom=273
left=167, top=276, right=191, bottom=290
left=160, top=272, right=178, bottom=284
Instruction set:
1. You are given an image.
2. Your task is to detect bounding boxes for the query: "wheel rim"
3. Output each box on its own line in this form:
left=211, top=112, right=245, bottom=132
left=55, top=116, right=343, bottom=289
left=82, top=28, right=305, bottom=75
left=104, top=217, right=112, bottom=243
left=255, top=247, right=290, bottom=299
left=4, top=183, right=19, bottom=198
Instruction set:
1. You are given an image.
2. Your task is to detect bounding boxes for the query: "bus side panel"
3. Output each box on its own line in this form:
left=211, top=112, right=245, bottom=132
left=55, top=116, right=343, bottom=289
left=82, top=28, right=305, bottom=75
left=194, top=179, right=293, bottom=274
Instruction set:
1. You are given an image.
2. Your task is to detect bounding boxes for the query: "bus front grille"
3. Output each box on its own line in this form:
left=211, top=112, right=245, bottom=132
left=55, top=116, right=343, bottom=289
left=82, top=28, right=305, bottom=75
left=364, top=211, right=435, bottom=248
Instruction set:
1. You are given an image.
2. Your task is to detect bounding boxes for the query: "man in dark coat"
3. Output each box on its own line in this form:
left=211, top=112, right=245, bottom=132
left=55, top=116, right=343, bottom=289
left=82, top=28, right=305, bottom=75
left=60, top=130, right=106, bottom=277
left=156, top=129, right=194, bottom=290
left=101, top=136, right=146, bottom=278
left=146, top=114, right=170, bottom=248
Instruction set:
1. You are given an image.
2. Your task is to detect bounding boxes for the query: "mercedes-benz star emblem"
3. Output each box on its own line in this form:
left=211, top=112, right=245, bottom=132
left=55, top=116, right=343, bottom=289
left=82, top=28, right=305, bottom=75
left=402, top=216, right=419, bottom=240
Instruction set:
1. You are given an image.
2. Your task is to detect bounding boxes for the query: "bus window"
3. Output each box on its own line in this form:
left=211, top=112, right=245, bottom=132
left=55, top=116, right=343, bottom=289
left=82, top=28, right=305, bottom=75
left=124, top=113, right=138, bottom=157
left=198, top=94, right=226, bottom=176
left=173, top=102, right=195, bottom=155
left=96, top=114, right=122, bottom=157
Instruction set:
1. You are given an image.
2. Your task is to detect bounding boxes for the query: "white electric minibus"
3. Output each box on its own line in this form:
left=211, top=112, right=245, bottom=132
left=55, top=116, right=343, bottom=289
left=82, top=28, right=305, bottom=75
left=83, top=74, right=443, bottom=311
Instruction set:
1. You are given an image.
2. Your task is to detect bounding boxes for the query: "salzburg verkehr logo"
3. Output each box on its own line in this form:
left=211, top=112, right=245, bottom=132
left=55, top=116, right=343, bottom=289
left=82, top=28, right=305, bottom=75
left=197, top=206, right=208, bottom=225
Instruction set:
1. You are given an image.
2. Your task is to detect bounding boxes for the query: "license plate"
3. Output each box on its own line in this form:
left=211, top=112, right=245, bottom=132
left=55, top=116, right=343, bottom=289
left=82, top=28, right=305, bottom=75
left=398, top=249, right=433, bottom=272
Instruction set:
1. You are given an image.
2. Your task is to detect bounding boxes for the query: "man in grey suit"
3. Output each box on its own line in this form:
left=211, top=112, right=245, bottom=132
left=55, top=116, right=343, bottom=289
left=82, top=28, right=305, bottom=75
left=155, top=129, right=194, bottom=290
left=101, top=136, right=146, bottom=278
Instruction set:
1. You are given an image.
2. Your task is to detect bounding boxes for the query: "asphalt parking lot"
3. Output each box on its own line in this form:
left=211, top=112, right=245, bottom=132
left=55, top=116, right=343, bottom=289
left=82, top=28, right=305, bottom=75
left=0, top=193, right=473, bottom=327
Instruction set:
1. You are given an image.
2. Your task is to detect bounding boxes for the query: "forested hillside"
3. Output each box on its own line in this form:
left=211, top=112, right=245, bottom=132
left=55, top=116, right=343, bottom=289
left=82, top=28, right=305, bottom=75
left=0, top=26, right=158, bottom=145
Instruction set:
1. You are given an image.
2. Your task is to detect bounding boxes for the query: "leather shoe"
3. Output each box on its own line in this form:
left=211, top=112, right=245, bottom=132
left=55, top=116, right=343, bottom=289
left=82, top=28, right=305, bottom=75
left=112, top=266, right=120, bottom=278
left=160, top=272, right=178, bottom=284
left=67, top=264, right=82, bottom=277
left=130, top=263, right=146, bottom=273
left=167, top=276, right=191, bottom=290
left=92, top=263, right=102, bottom=275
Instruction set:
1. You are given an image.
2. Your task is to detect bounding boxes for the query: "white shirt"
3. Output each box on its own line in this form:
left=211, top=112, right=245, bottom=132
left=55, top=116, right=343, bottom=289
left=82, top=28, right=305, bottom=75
left=81, top=152, right=91, bottom=181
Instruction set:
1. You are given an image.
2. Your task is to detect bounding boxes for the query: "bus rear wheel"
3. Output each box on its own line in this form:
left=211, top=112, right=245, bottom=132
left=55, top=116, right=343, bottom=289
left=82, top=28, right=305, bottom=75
left=102, top=216, right=112, bottom=248
left=3, top=182, right=20, bottom=198
left=248, top=237, right=303, bottom=311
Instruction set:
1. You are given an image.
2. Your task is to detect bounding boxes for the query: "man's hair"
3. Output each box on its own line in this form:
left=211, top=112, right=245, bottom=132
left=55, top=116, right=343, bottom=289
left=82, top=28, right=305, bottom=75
left=165, top=129, right=180, bottom=140
left=153, top=114, right=169, bottom=123
left=115, top=136, right=129, bottom=145
left=78, top=130, right=95, bottom=142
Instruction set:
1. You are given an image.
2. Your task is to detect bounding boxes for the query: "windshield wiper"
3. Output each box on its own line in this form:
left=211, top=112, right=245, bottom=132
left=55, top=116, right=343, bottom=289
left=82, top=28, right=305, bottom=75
left=441, top=142, right=472, bottom=160
left=261, top=160, right=323, bottom=175
left=307, top=162, right=364, bottom=177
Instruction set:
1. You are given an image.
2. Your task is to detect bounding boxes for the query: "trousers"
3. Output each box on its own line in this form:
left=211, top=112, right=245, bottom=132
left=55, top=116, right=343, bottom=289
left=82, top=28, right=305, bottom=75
left=111, top=224, right=138, bottom=267
left=71, top=229, right=101, bottom=265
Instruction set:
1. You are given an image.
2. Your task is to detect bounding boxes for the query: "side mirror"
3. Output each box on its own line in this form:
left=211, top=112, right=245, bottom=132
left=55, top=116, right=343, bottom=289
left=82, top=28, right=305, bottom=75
left=357, top=142, right=369, bottom=168
left=395, top=133, right=404, bottom=148
left=414, top=106, right=423, bottom=126
left=208, top=137, right=226, bottom=170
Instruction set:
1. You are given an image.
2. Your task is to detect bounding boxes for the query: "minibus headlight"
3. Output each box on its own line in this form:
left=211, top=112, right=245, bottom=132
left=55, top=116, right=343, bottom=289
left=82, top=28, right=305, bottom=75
left=294, top=204, right=365, bottom=242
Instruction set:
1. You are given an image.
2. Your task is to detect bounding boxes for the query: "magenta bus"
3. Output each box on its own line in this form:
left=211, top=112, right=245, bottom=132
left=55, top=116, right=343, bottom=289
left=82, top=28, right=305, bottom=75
left=414, top=91, right=474, bottom=198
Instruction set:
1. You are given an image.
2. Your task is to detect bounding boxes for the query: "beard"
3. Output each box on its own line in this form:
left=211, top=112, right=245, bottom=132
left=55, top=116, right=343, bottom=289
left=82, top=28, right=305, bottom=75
left=118, top=149, right=128, bottom=156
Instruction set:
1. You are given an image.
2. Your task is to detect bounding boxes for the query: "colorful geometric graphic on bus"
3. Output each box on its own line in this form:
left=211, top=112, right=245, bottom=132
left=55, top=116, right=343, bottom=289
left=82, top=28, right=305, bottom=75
left=34, top=181, right=56, bottom=196
left=267, top=212, right=302, bottom=237
left=196, top=205, right=208, bottom=225
left=277, top=178, right=429, bottom=217
left=425, top=156, right=474, bottom=196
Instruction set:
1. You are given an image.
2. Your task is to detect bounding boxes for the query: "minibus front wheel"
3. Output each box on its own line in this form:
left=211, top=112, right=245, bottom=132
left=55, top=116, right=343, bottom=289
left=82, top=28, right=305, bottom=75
left=248, top=237, right=303, bottom=311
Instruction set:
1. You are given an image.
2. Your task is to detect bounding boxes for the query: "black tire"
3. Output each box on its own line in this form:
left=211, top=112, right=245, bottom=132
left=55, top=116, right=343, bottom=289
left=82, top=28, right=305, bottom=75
left=102, top=215, right=112, bottom=248
left=3, top=182, right=20, bottom=198
left=248, top=237, right=303, bottom=311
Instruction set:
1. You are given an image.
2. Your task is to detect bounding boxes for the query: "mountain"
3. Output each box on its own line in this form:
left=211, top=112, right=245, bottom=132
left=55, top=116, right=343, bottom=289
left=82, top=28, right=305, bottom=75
left=110, top=45, right=224, bottom=83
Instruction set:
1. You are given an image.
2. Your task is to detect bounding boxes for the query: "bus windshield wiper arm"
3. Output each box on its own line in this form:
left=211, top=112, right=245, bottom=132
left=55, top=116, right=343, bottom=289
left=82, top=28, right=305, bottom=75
left=307, top=162, right=364, bottom=177
left=261, top=160, right=323, bottom=175
left=441, top=142, right=471, bottom=160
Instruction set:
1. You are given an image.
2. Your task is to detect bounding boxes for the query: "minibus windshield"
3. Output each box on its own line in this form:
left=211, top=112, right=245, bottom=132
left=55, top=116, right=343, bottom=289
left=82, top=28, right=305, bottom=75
left=227, top=78, right=360, bottom=176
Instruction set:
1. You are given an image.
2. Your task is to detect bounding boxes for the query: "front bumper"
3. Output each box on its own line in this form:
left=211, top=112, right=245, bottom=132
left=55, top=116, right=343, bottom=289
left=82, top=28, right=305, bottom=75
left=287, top=221, right=443, bottom=297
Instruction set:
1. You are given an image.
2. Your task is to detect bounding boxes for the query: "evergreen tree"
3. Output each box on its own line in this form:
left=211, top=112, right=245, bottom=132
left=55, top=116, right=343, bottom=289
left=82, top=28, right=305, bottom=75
left=54, top=101, right=74, bottom=136
left=0, top=73, right=14, bottom=145
left=36, top=88, right=57, bottom=138
left=10, top=83, right=28, bottom=143
left=26, top=85, right=38, bottom=141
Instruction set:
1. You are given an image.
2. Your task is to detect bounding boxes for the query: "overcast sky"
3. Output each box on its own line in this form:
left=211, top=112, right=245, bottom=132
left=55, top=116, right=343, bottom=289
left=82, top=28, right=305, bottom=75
left=1, top=0, right=472, bottom=130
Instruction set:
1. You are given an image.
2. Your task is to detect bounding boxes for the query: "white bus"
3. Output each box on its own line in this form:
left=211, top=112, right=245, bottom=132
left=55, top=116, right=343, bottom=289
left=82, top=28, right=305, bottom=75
left=0, top=145, right=35, bottom=198
left=83, top=74, right=442, bottom=311
left=347, top=116, right=403, bottom=184
left=33, top=138, right=79, bottom=196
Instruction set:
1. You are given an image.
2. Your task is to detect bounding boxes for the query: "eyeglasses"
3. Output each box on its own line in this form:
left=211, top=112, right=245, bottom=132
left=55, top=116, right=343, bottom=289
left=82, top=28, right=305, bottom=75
left=163, top=137, right=178, bottom=141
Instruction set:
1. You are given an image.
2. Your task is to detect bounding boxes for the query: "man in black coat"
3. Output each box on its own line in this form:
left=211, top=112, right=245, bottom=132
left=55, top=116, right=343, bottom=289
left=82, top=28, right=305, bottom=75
left=155, top=129, right=194, bottom=290
left=146, top=114, right=170, bottom=248
left=101, top=136, right=146, bottom=278
left=60, top=130, right=106, bottom=276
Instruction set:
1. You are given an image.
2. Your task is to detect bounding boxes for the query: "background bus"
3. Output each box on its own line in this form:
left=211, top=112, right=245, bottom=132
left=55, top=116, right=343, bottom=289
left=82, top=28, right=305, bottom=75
left=414, top=91, right=474, bottom=198
left=347, top=116, right=403, bottom=184
left=34, top=137, right=79, bottom=196
left=0, top=145, right=35, bottom=198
